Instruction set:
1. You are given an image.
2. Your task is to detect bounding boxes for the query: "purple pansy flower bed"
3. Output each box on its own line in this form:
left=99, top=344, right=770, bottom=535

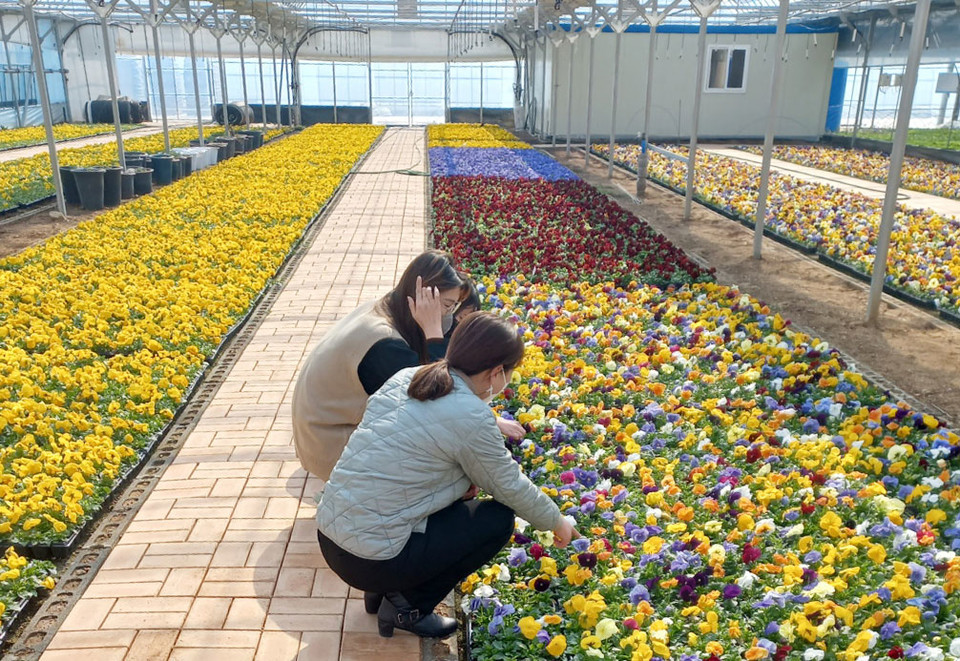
left=429, top=147, right=578, bottom=181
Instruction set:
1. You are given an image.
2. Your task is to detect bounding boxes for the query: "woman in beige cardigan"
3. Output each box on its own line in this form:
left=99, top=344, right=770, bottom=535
left=292, top=250, right=524, bottom=482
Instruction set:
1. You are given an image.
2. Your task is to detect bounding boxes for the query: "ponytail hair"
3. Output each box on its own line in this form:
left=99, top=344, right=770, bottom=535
left=407, top=359, right=454, bottom=401
left=408, top=312, right=525, bottom=401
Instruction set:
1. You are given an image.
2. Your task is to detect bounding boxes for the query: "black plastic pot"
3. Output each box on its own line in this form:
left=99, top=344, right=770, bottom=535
left=180, top=155, right=193, bottom=177
left=214, top=136, right=236, bottom=159
left=124, top=151, right=146, bottom=168
left=133, top=168, right=154, bottom=195
left=103, top=166, right=122, bottom=207
left=210, top=142, right=229, bottom=162
left=239, top=130, right=263, bottom=149
left=73, top=167, right=106, bottom=211
left=234, top=135, right=249, bottom=154
left=58, top=166, right=81, bottom=206
left=171, top=158, right=183, bottom=181
left=121, top=169, right=136, bottom=199
left=151, top=154, right=174, bottom=185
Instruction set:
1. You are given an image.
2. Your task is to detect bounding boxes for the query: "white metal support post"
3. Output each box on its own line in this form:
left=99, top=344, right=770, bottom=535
left=851, top=16, right=876, bottom=149
left=550, top=31, right=562, bottom=147
left=272, top=39, right=282, bottom=128
left=19, top=0, right=66, bottom=216
left=135, top=0, right=174, bottom=152
left=683, top=0, right=721, bottom=220
left=583, top=11, right=603, bottom=169
left=480, top=61, right=485, bottom=124
left=233, top=18, right=250, bottom=127
left=253, top=23, right=267, bottom=128
left=636, top=0, right=682, bottom=197
left=177, top=0, right=209, bottom=144
left=752, top=0, right=789, bottom=260
left=565, top=20, right=578, bottom=157
left=209, top=6, right=231, bottom=137
left=606, top=0, right=635, bottom=178
left=866, top=0, right=932, bottom=324
left=332, top=58, right=338, bottom=123
left=93, top=0, right=127, bottom=167
left=539, top=34, right=547, bottom=138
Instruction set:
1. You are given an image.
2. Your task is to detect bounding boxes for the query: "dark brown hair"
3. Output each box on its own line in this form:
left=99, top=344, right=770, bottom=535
left=459, top=277, right=481, bottom=312
left=408, top=312, right=525, bottom=401
left=377, top=250, right=465, bottom=362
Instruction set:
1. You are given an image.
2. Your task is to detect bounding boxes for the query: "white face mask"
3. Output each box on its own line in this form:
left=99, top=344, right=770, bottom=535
left=441, top=313, right=454, bottom=335
left=481, top=368, right=506, bottom=404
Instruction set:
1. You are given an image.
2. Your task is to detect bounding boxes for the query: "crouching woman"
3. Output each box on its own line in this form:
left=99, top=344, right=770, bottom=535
left=316, top=312, right=576, bottom=639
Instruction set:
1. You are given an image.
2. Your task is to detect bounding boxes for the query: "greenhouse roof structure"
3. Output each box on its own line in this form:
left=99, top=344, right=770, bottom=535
left=0, top=0, right=940, bottom=35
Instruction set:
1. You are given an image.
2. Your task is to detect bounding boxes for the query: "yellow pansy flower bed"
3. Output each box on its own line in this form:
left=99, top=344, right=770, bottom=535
left=0, top=123, right=136, bottom=152
left=0, top=126, right=223, bottom=212
left=427, top=123, right=530, bottom=149
left=0, top=123, right=382, bottom=545
left=0, top=546, right=55, bottom=632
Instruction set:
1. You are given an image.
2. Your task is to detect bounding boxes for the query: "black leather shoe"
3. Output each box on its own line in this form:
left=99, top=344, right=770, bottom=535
left=377, top=592, right=457, bottom=638
left=364, top=592, right=383, bottom=614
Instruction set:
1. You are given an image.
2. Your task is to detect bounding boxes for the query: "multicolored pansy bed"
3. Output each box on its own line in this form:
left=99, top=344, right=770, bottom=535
left=429, top=125, right=960, bottom=660
left=591, top=143, right=960, bottom=315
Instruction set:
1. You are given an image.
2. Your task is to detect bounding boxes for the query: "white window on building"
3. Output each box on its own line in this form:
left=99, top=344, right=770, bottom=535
left=706, top=45, right=748, bottom=92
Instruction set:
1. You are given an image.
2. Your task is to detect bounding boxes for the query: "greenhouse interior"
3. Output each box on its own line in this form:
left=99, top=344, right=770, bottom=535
left=2, top=0, right=960, bottom=659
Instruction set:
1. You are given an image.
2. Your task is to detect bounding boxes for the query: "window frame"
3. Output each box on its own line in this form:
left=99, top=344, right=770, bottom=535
left=703, top=44, right=750, bottom=94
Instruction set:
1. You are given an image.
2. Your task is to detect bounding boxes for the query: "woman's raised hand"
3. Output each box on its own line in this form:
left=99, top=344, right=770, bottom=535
left=406, top=275, right=445, bottom=340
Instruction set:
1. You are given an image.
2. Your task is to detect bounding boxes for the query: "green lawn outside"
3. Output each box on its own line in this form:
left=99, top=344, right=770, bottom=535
left=834, top=127, right=960, bottom=152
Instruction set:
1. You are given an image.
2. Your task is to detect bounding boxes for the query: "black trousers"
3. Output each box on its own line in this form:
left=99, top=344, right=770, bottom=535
left=318, top=498, right=514, bottom=614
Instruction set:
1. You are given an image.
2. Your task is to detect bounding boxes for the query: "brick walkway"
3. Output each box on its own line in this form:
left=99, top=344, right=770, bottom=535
left=39, top=127, right=428, bottom=661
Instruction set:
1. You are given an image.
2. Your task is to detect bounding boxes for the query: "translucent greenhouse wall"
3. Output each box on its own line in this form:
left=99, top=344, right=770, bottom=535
left=0, top=12, right=68, bottom=128
left=53, top=22, right=517, bottom=126
left=833, top=6, right=960, bottom=131
left=531, top=26, right=840, bottom=141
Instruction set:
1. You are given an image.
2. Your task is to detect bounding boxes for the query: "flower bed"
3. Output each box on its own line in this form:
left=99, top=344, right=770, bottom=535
left=0, top=124, right=134, bottom=152
left=429, top=147, right=577, bottom=181
left=0, top=124, right=382, bottom=549
left=428, top=123, right=531, bottom=149
left=0, top=125, right=265, bottom=213
left=0, top=547, right=55, bottom=642
left=432, top=177, right=711, bottom=289
left=740, top=145, right=960, bottom=202
left=461, top=276, right=960, bottom=661
left=593, top=143, right=960, bottom=313
left=428, top=125, right=960, bottom=660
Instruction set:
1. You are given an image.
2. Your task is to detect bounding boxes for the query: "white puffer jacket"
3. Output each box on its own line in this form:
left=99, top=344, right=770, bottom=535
left=316, top=366, right=562, bottom=561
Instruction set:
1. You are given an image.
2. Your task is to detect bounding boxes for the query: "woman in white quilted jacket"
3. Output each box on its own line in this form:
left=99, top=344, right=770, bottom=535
left=316, top=312, right=577, bottom=639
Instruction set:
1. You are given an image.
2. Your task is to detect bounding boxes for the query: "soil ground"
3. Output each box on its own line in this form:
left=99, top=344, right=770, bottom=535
left=551, top=146, right=960, bottom=427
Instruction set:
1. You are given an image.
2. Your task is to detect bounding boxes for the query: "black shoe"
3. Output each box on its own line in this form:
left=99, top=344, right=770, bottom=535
left=377, top=592, right=457, bottom=639
left=364, top=592, right=383, bottom=614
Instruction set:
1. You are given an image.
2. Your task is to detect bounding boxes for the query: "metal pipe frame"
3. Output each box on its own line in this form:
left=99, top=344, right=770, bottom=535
left=636, top=20, right=657, bottom=197
left=683, top=0, right=721, bottom=221
left=149, top=0, right=170, bottom=151
left=867, top=0, right=932, bottom=324
left=479, top=60, right=484, bottom=124
left=550, top=36, right=559, bottom=148
left=752, top=0, right=789, bottom=260
left=607, top=28, right=622, bottom=178
left=332, top=59, right=338, bottom=123
left=539, top=34, right=546, bottom=139
left=583, top=32, right=595, bottom=168
left=99, top=11, right=127, bottom=166
left=851, top=16, right=876, bottom=149
left=20, top=0, right=66, bottom=216
left=565, top=34, right=575, bottom=156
